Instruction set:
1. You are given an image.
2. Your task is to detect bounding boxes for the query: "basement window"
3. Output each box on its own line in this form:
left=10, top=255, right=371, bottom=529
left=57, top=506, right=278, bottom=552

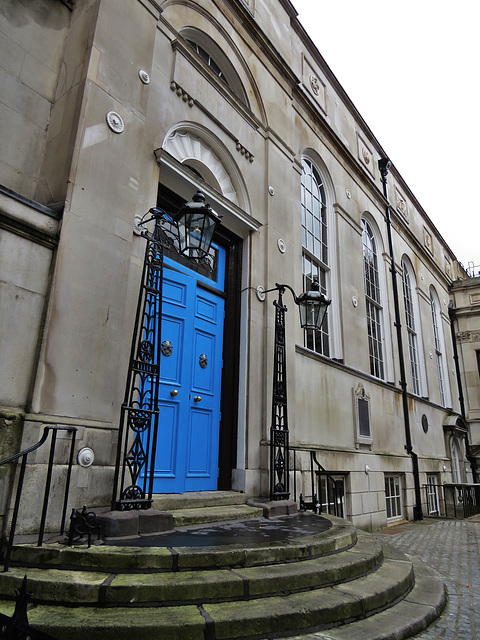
left=385, top=475, right=403, bottom=520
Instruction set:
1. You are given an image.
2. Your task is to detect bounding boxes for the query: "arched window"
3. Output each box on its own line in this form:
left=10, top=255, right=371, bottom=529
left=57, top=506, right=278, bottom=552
left=451, top=437, right=463, bottom=484
left=301, top=158, right=329, bottom=356
left=180, top=28, right=248, bottom=105
left=186, top=40, right=230, bottom=88
left=362, top=218, right=384, bottom=379
left=401, top=259, right=422, bottom=395
left=430, top=287, right=451, bottom=407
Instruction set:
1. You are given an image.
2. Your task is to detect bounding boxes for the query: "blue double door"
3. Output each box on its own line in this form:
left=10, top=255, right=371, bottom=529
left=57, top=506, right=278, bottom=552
left=150, top=250, right=225, bottom=493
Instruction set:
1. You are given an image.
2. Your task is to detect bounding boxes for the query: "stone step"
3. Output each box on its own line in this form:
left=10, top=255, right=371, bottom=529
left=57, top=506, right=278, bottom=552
left=6, top=515, right=358, bottom=572
left=169, top=504, right=264, bottom=527
left=275, top=560, right=446, bottom=640
left=0, top=513, right=446, bottom=639
left=0, top=554, right=416, bottom=640
left=152, top=490, right=248, bottom=511
left=0, top=536, right=383, bottom=606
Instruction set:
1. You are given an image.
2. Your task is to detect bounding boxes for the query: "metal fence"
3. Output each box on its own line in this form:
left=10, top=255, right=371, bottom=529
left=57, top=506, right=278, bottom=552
left=423, top=482, right=480, bottom=519
left=291, top=447, right=347, bottom=518
left=0, top=426, right=77, bottom=572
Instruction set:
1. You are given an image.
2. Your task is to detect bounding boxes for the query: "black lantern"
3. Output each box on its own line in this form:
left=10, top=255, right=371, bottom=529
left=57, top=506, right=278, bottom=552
left=296, top=280, right=331, bottom=331
left=174, top=190, right=222, bottom=259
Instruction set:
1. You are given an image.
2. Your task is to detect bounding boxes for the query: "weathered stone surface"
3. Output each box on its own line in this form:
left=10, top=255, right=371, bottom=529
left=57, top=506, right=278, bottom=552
left=0, top=407, right=23, bottom=460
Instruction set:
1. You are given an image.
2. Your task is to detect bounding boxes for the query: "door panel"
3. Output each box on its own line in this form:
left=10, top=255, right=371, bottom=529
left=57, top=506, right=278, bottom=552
left=148, top=248, right=225, bottom=493
left=185, top=286, right=224, bottom=491
left=187, top=408, right=212, bottom=475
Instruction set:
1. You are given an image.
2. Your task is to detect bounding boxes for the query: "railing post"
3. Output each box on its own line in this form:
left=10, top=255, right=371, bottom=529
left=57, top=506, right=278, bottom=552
left=1, top=426, right=77, bottom=572
left=60, top=429, right=77, bottom=535
left=269, top=287, right=290, bottom=501
left=111, top=222, right=164, bottom=511
left=3, top=456, right=28, bottom=572
left=38, top=430, right=57, bottom=547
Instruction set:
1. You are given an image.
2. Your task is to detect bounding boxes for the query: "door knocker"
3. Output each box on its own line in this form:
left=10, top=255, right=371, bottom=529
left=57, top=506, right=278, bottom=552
left=161, top=340, right=173, bottom=357
left=199, top=353, right=208, bottom=369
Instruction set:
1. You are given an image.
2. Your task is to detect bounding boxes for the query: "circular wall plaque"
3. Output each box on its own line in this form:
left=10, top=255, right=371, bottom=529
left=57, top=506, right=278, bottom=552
left=78, top=447, right=95, bottom=467
left=106, top=111, right=124, bottom=133
left=138, top=69, right=150, bottom=84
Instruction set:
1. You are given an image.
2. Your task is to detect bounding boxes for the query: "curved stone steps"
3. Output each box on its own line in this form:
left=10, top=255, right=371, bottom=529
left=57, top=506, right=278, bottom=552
left=0, top=556, right=415, bottom=640
left=0, top=536, right=383, bottom=606
left=0, top=512, right=446, bottom=640
left=272, top=561, right=446, bottom=640
left=5, top=518, right=357, bottom=572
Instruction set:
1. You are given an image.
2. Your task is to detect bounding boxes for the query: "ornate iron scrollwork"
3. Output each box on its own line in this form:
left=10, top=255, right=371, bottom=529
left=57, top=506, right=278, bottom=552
left=111, top=219, right=165, bottom=511
left=270, top=288, right=290, bottom=501
left=68, top=505, right=102, bottom=547
left=199, top=353, right=208, bottom=369
left=139, top=340, right=153, bottom=362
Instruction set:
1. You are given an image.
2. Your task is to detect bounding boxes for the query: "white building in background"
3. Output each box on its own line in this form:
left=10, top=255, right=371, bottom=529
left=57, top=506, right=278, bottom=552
left=1, top=0, right=478, bottom=534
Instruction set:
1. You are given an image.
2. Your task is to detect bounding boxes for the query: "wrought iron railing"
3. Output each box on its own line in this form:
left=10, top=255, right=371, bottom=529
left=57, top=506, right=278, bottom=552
left=465, top=262, right=480, bottom=278
left=0, top=426, right=77, bottom=572
left=291, top=447, right=347, bottom=518
left=0, top=575, right=57, bottom=639
left=423, top=482, right=480, bottom=519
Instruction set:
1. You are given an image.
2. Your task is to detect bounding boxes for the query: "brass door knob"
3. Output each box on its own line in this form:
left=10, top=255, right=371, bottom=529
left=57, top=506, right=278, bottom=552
left=193, top=395, right=202, bottom=403
left=170, top=389, right=178, bottom=397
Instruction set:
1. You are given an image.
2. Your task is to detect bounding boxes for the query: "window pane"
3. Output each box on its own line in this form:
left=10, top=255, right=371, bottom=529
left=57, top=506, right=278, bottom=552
left=362, top=220, right=384, bottom=379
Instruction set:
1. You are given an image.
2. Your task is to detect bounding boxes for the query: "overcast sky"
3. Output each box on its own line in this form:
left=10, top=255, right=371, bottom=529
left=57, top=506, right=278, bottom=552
left=292, top=0, right=480, bottom=271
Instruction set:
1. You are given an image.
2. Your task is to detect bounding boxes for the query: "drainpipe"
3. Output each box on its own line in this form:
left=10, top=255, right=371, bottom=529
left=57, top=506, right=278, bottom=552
left=378, top=158, right=423, bottom=520
left=448, top=301, right=478, bottom=481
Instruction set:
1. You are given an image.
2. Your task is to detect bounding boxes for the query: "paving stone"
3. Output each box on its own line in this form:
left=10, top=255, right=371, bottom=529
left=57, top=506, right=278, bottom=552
left=374, top=518, right=480, bottom=639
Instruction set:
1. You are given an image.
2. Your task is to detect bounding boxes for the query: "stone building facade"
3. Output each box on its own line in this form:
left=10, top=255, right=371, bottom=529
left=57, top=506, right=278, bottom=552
left=449, top=275, right=480, bottom=474
left=1, top=0, right=478, bottom=534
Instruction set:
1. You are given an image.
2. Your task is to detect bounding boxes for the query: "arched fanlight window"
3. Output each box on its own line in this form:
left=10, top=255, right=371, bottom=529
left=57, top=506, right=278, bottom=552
left=186, top=40, right=230, bottom=88
left=362, top=218, right=384, bottom=379
left=180, top=28, right=248, bottom=105
left=301, top=158, right=329, bottom=356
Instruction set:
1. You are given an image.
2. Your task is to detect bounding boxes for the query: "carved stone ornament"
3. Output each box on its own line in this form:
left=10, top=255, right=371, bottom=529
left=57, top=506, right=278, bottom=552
left=395, top=190, right=407, bottom=217
left=106, top=111, right=124, bottom=133
left=138, top=69, right=150, bottom=84
left=362, top=148, right=370, bottom=165
left=78, top=447, right=95, bottom=467
left=444, top=256, right=452, bottom=278
left=354, top=382, right=370, bottom=401
left=309, top=74, right=320, bottom=96
left=423, top=228, right=433, bottom=254
left=456, top=331, right=480, bottom=343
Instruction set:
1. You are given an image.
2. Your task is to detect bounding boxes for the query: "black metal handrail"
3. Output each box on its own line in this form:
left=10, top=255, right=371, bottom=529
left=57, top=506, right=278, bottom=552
left=0, top=426, right=77, bottom=572
left=291, top=446, right=347, bottom=518
left=423, top=482, right=480, bottom=519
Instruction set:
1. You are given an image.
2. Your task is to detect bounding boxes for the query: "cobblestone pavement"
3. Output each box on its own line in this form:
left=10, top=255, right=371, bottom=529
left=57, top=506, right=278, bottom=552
left=374, top=516, right=480, bottom=639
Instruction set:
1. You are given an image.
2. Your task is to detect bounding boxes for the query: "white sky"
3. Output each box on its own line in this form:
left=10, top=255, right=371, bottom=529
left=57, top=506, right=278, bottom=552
left=292, top=0, right=480, bottom=270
